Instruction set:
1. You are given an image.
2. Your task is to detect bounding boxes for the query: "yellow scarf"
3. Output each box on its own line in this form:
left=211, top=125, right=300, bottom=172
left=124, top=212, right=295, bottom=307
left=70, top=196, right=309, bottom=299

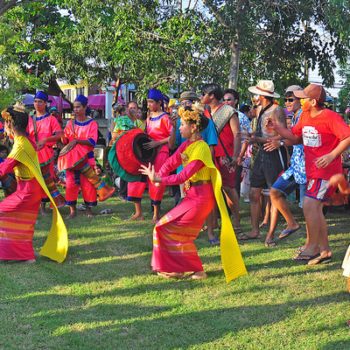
left=8, top=136, right=68, bottom=263
left=183, top=140, right=247, bottom=282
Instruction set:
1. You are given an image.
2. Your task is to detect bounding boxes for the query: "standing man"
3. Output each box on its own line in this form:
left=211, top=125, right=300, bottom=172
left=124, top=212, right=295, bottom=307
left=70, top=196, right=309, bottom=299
left=223, top=89, right=252, bottom=232
left=241, top=80, right=287, bottom=246
left=272, top=83, right=350, bottom=264
left=263, top=85, right=306, bottom=243
left=201, top=84, right=242, bottom=233
left=27, top=91, right=65, bottom=212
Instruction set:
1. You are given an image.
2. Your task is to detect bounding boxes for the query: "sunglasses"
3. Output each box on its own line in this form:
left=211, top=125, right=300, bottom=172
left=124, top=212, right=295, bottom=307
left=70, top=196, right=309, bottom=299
left=284, top=98, right=296, bottom=103
left=223, top=98, right=233, bottom=102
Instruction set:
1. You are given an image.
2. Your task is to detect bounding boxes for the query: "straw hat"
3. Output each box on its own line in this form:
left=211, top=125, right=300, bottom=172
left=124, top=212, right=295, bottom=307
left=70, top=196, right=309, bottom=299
left=248, top=80, right=280, bottom=98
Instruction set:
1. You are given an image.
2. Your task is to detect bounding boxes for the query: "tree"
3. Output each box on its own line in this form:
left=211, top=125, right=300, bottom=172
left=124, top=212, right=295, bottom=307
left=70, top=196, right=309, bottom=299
left=338, top=62, right=350, bottom=113
left=0, top=0, right=349, bottom=105
left=187, top=0, right=350, bottom=92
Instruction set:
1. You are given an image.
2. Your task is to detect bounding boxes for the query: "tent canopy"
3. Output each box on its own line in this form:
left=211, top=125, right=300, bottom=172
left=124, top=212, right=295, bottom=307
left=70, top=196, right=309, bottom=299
left=88, top=94, right=125, bottom=110
left=22, top=94, right=71, bottom=110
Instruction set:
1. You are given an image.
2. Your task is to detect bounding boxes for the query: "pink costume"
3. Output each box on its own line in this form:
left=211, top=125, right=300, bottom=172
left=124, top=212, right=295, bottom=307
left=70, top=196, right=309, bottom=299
left=27, top=113, right=64, bottom=203
left=63, top=118, right=98, bottom=207
left=0, top=157, right=43, bottom=260
left=151, top=140, right=215, bottom=273
left=127, top=112, right=172, bottom=205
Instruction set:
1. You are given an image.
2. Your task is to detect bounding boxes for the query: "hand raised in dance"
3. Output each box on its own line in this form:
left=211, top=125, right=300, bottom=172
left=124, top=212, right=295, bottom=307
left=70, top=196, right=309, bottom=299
left=139, top=163, right=157, bottom=183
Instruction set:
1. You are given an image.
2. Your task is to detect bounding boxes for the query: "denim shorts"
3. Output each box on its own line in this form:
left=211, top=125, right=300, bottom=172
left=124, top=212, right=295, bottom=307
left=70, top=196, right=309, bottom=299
left=272, top=175, right=297, bottom=196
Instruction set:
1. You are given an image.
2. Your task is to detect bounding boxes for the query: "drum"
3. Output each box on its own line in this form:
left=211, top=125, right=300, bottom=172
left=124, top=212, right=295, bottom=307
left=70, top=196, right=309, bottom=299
left=108, top=128, right=156, bottom=181
left=57, top=143, right=89, bottom=171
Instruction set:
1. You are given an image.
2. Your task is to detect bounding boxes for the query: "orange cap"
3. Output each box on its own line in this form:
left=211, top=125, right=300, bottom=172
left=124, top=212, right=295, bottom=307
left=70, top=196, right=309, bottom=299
left=294, top=84, right=326, bottom=103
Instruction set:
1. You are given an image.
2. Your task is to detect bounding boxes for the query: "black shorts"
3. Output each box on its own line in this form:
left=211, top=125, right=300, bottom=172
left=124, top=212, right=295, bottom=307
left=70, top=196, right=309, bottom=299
left=250, top=148, right=287, bottom=189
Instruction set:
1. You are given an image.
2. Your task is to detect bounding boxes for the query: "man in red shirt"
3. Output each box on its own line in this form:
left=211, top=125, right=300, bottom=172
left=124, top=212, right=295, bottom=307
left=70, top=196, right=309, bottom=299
left=201, top=84, right=241, bottom=235
left=272, top=83, right=350, bottom=264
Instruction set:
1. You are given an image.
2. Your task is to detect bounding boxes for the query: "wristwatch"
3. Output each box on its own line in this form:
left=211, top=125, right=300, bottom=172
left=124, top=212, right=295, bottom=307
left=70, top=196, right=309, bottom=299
left=279, top=140, right=285, bottom=147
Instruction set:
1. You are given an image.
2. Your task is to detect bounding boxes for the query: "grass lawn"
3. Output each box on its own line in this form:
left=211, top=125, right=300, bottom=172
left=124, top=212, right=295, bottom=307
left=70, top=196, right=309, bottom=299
left=0, top=194, right=349, bottom=350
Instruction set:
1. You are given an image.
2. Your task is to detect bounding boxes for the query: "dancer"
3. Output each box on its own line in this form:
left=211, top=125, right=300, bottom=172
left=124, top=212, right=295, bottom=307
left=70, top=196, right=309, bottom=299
left=128, top=89, right=172, bottom=222
left=27, top=91, right=65, bottom=212
left=271, top=83, right=350, bottom=264
left=61, top=95, right=115, bottom=219
left=0, top=145, right=17, bottom=197
left=0, top=105, right=68, bottom=263
left=140, top=106, right=247, bottom=282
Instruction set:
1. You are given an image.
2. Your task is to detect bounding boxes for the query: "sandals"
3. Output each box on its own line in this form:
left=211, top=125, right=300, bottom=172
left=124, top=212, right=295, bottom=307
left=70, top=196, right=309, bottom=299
left=307, top=255, right=332, bottom=265
left=278, top=226, right=300, bottom=240
left=209, top=238, right=220, bottom=246
left=293, top=252, right=320, bottom=262
left=238, top=233, right=261, bottom=241
left=264, top=239, right=277, bottom=248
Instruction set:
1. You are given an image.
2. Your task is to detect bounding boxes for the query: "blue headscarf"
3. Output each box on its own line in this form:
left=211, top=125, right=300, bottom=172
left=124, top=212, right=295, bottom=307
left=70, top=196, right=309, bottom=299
left=34, top=91, right=48, bottom=102
left=147, top=89, right=163, bottom=102
left=75, top=95, right=88, bottom=107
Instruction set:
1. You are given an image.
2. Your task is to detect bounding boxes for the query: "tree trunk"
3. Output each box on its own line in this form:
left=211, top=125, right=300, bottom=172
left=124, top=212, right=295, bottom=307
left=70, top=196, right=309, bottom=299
left=228, top=39, right=240, bottom=89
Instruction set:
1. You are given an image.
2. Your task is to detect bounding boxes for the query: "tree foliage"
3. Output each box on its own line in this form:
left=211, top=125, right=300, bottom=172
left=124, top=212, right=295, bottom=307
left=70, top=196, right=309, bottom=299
left=0, top=0, right=349, bottom=105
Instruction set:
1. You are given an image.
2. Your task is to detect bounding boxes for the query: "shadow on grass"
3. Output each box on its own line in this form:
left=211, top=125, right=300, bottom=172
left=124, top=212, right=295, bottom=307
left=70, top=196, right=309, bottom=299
left=29, top=291, right=348, bottom=349
left=321, top=339, right=350, bottom=350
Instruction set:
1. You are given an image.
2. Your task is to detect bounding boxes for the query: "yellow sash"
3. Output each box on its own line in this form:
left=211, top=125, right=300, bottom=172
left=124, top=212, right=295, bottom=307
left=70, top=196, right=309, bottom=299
left=8, top=136, right=68, bottom=263
left=183, top=140, right=247, bottom=282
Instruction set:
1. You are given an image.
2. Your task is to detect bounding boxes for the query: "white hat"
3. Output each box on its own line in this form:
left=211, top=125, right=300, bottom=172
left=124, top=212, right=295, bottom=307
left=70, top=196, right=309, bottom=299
left=248, top=80, right=280, bottom=98
left=285, top=85, right=303, bottom=93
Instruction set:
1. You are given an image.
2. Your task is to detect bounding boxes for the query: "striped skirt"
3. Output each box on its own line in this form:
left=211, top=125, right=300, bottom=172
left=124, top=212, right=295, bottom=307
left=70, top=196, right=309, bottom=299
left=151, top=183, right=215, bottom=273
left=0, top=178, right=43, bottom=260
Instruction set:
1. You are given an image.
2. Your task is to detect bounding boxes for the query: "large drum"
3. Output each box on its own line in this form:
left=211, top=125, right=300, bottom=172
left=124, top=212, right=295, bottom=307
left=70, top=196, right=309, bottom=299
left=108, top=128, right=156, bottom=181
left=57, top=143, right=89, bottom=171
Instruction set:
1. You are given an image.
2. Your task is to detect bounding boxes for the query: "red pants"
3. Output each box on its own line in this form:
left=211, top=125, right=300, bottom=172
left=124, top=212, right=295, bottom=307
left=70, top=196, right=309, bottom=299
left=65, top=169, right=97, bottom=206
left=127, top=146, right=168, bottom=205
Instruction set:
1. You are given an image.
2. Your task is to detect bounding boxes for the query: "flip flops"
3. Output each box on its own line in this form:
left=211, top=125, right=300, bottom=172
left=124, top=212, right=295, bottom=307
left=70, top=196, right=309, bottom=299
left=307, top=255, right=332, bottom=265
left=238, top=233, right=261, bottom=241
left=209, top=238, right=220, bottom=246
left=278, top=226, right=301, bottom=240
left=293, top=252, right=320, bottom=263
left=265, top=239, right=277, bottom=248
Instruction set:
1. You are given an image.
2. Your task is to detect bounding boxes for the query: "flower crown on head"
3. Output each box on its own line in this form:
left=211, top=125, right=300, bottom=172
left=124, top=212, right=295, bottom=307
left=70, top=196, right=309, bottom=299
left=1, top=109, right=11, bottom=122
left=178, top=103, right=204, bottom=128
left=1, top=102, right=26, bottom=122
left=13, top=102, right=26, bottom=113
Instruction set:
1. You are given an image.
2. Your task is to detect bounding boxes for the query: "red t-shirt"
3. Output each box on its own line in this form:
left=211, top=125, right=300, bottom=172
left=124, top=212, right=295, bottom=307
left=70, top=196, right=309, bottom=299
left=292, top=109, right=350, bottom=180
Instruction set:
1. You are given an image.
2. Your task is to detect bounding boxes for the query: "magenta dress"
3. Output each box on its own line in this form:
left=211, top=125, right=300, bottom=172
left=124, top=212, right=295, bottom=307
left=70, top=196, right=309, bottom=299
left=0, top=158, right=43, bottom=260
left=151, top=140, right=215, bottom=273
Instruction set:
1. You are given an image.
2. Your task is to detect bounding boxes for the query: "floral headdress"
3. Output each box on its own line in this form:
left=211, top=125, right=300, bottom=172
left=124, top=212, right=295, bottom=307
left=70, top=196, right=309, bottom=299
left=178, top=102, right=205, bottom=128
left=1, top=102, right=26, bottom=122
left=1, top=109, right=11, bottom=122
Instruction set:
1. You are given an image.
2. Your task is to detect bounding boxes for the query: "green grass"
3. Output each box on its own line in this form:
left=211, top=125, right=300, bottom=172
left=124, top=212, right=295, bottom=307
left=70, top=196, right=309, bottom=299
left=0, top=195, right=349, bottom=350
